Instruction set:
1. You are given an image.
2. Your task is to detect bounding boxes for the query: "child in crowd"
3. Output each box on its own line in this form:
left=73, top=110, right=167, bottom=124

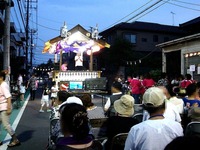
left=50, top=81, right=58, bottom=107
left=39, top=83, right=51, bottom=112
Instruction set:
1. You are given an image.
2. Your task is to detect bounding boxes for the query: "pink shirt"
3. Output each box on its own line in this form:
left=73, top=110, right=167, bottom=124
left=142, top=79, right=155, bottom=89
left=180, top=79, right=195, bottom=88
left=130, top=78, right=141, bottom=94
left=0, top=81, right=11, bottom=111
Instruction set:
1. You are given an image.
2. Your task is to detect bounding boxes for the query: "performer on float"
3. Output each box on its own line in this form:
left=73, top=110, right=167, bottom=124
left=74, top=52, right=83, bottom=70
left=61, top=62, right=68, bottom=71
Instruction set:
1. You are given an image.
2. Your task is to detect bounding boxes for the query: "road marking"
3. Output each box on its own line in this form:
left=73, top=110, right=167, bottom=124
left=1, top=94, right=30, bottom=149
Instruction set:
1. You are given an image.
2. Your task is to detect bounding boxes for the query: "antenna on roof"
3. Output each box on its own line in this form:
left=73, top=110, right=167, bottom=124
left=171, top=11, right=175, bottom=26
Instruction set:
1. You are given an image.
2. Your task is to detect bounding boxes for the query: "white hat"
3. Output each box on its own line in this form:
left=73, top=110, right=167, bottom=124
left=114, top=95, right=134, bottom=116
left=66, top=96, right=83, bottom=105
left=143, top=87, right=166, bottom=107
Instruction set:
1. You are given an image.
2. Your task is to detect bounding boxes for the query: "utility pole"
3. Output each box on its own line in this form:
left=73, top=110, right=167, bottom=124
left=30, top=30, right=33, bottom=69
left=25, top=0, right=30, bottom=71
left=3, top=0, right=11, bottom=85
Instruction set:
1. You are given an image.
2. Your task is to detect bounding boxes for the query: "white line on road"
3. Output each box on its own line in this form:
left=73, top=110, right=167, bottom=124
left=2, top=94, right=30, bottom=149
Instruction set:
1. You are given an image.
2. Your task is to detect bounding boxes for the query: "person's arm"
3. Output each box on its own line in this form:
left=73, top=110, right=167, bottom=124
left=104, top=97, right=111, bottom=112
left=6, top=97, right=12, bottom=115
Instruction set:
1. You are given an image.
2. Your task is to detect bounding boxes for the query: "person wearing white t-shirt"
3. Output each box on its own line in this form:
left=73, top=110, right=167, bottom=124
left=125, top=87, right=183, bottom=150
left=17, top=74, right=23, bottom=86
left=74, top=52, right=83, bottom=70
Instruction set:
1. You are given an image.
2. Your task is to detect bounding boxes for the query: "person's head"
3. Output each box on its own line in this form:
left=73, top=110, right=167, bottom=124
left=132, top=73, right=137, bottom=78
left=59, top=103, right=89, bottom=140
left=57, top=91, right=71, bottom=104
left=66, top=96, right=83, bottom=106
left=0, top=71, right=6, bottom=81
left=80, top=93, right=94, bottom=108
left=111, top=81, right=122, bottom=93
left=142, top=87, right=166, bottom=115
left=185, top=74, right=192, bottom=80
left=186, top=83, right=198, bottom=97
left=114, top=95, right=134, bottom=117
left=165, top=84, right=177, bottom=97
left=164, top=135, right=200, bottom=150
left=76, top=52, right=81, bottom=56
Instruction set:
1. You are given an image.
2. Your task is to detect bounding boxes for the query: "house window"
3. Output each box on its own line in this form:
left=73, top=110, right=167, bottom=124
left=153, top=35, right=158, bottom=42
left=124, top=34, right=136, bottom=44
left=142, top=38, right=147, bottom=42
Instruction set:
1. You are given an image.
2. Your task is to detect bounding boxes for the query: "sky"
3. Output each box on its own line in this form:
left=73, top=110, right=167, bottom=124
left=32, top=0, right=200, bottom=65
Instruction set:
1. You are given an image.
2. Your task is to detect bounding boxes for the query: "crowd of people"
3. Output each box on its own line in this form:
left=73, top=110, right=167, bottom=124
left=1, top=69, right=200, bottom=149
left=43, top=71, right=200, bottom=150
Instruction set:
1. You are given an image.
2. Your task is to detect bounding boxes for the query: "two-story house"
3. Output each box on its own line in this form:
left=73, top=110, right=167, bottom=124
left=99, top=21, right=187, bottom=79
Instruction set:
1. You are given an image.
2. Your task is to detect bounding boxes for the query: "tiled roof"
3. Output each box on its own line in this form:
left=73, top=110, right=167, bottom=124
left=100, top=21, right=186, bottom=35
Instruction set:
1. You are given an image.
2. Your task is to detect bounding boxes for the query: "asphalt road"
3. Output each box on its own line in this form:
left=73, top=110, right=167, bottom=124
left=2, top=87, right=105, bottom=150
left=6, top=87, right=50, bottom=150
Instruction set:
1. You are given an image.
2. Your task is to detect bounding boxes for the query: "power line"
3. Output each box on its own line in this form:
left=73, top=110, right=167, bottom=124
left=133, top=0, right=170, bottom=22
left=126, top=0, right=163, bottom=23
left=107, top=0, right=154, bottom=28
left=165, top=0, right=200, bottom=11
left=13, top=6, right=22, bottom=31
left=16, top=0, right=26, bottom=31
left=30, top=20, right=59, bottom=31
left=172, top=0, right=200, bottom=7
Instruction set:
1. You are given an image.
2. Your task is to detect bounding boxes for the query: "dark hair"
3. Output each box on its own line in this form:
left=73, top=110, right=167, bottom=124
left=0, top=71, right=6, bottom=80
left=57, top=91, right=71, bottom=103
left=80, top=93, right=94, bottom=108
left=186, top=83, right=197, bottom=96
left=143, top=101, right=166, bottom=114
left=112, top=81, right=122, bottom=91
left=166, top=84, right=176, bottom=97
left=185, top=74, right=192, bottom=80
left=60, top=103, right=89, bottom=140
left=164, top=135, right=200, bottom=150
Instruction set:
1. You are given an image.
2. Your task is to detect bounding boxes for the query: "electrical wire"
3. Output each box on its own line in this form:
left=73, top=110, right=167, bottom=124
left=172, top=0, right=200, bottom=7
left=16, top=0, right=26, bottom=30
left=107, top=0, right=154, bottom=28
left=125, top=0, right=163, bottom=23
left=165, top=0, right=200, bottom=11
left=132, top=0, right=170, bottom=22
left=13, top=6, right=22, bottom=31
left=30, top=20, right=59, bottom=31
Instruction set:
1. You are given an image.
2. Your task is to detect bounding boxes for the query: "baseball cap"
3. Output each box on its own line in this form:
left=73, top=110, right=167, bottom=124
left=66, top=96, right=83, bottom=105
left=114, top=95, right=134, bottom=116
left=143, top=87, right=166, bottom=107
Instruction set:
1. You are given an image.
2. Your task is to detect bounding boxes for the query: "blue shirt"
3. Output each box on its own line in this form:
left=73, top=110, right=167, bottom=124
left=182, top=97, right=200, bottom=107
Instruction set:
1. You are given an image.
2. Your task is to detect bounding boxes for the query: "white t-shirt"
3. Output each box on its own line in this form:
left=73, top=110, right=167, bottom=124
left=125, top=118, right=183, bottom=150
left=75, top=55, right=83, bottom=67
left=51, top=86, right=58, bottom=98
left=169, top=97, right=184, bottom=114
left=0, top=81, right=12, bottom=111
left=143, top=101, right=182, bottom=123
left=17, top=75, right=23, bottom=85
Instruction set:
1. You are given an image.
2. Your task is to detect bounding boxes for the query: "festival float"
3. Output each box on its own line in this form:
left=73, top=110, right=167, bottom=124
left=42, top=23, right=110, bottom=92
